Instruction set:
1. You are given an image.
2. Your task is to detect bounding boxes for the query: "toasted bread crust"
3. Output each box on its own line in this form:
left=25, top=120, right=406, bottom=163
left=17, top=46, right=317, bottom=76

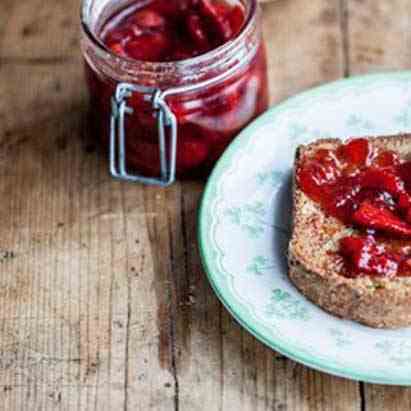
left=288, top=134, right=411, bottom=328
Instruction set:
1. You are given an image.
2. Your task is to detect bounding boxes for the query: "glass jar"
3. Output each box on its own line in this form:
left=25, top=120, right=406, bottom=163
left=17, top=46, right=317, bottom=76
left=81, top=0, right=268, bottom=186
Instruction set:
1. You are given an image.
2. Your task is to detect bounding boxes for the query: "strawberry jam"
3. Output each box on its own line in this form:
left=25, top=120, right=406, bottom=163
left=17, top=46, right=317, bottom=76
left=297, top=138, right=411, bottom=278
left=82, top=0, right=268, bottom=178
left=101, top=0, right=247, bottom=61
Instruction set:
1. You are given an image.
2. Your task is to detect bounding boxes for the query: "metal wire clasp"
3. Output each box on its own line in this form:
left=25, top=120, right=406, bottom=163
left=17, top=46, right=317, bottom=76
left=110, top=82, right=177, bottom=186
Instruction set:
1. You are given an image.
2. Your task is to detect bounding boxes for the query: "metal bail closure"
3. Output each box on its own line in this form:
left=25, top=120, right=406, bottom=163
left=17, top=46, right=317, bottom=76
left=109, top=82, right=177, bottom=186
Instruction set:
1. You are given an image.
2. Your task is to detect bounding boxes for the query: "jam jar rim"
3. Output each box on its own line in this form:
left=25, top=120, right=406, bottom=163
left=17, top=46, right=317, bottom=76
left=80, top=0, right=260, bottom=84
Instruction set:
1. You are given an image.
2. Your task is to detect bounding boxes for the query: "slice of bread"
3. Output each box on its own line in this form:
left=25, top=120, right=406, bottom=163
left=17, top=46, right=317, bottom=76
left=288, top=134, right=411, bottom=328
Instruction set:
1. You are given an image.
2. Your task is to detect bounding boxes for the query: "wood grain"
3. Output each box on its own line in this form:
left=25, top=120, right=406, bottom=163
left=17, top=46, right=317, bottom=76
left=263, top=0, right=345, bottom=102
left=1, top=0, right=409, bottom=409
left=0, top=0, right=79, bottom=60
left=346, top=0, right=411, bottom=75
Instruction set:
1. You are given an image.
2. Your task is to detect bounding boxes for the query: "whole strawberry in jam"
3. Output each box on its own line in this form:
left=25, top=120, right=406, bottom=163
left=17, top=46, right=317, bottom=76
left=298, top=138, right=411, bottom=278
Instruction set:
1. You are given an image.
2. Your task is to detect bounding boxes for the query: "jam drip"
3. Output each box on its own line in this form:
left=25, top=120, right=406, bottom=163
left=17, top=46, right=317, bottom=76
left=101, top=0, right=246, bottom=61
left=297, top=138, right=411, bottom=278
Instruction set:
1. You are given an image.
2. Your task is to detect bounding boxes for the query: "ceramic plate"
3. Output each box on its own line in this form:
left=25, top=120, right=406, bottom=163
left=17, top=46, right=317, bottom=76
left=198, top=71, right=411, bottom=385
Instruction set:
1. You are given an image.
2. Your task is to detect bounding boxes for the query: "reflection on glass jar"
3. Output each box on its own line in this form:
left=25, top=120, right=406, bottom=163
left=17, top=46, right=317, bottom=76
left=81, top=0, right=268, bottom=184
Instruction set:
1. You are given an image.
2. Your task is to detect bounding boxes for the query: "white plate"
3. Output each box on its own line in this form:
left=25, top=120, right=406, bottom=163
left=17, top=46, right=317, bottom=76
left=199, top=71, right=411, bottom=385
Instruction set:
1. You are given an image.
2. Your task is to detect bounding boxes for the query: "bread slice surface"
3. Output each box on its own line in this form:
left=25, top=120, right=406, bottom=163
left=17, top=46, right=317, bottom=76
left=289, top=134, right=411, bottom=328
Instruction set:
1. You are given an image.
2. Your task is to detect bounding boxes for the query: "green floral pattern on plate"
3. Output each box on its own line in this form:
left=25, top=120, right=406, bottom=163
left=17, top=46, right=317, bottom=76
left=247, top=256, right=276, bottom=275
left=199, top=72, right=411, bottom=385
left=375, top=340, right=411, bottom=366
left=224, top=201, right=268, bottom=239
left=266, top=289, right=311, bottom=321
left=329, top=328, right=353, bottom=348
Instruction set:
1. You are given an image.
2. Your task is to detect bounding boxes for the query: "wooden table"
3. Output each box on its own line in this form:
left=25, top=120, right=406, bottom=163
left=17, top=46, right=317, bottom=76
left=1, top=0, right=411, bottom=409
